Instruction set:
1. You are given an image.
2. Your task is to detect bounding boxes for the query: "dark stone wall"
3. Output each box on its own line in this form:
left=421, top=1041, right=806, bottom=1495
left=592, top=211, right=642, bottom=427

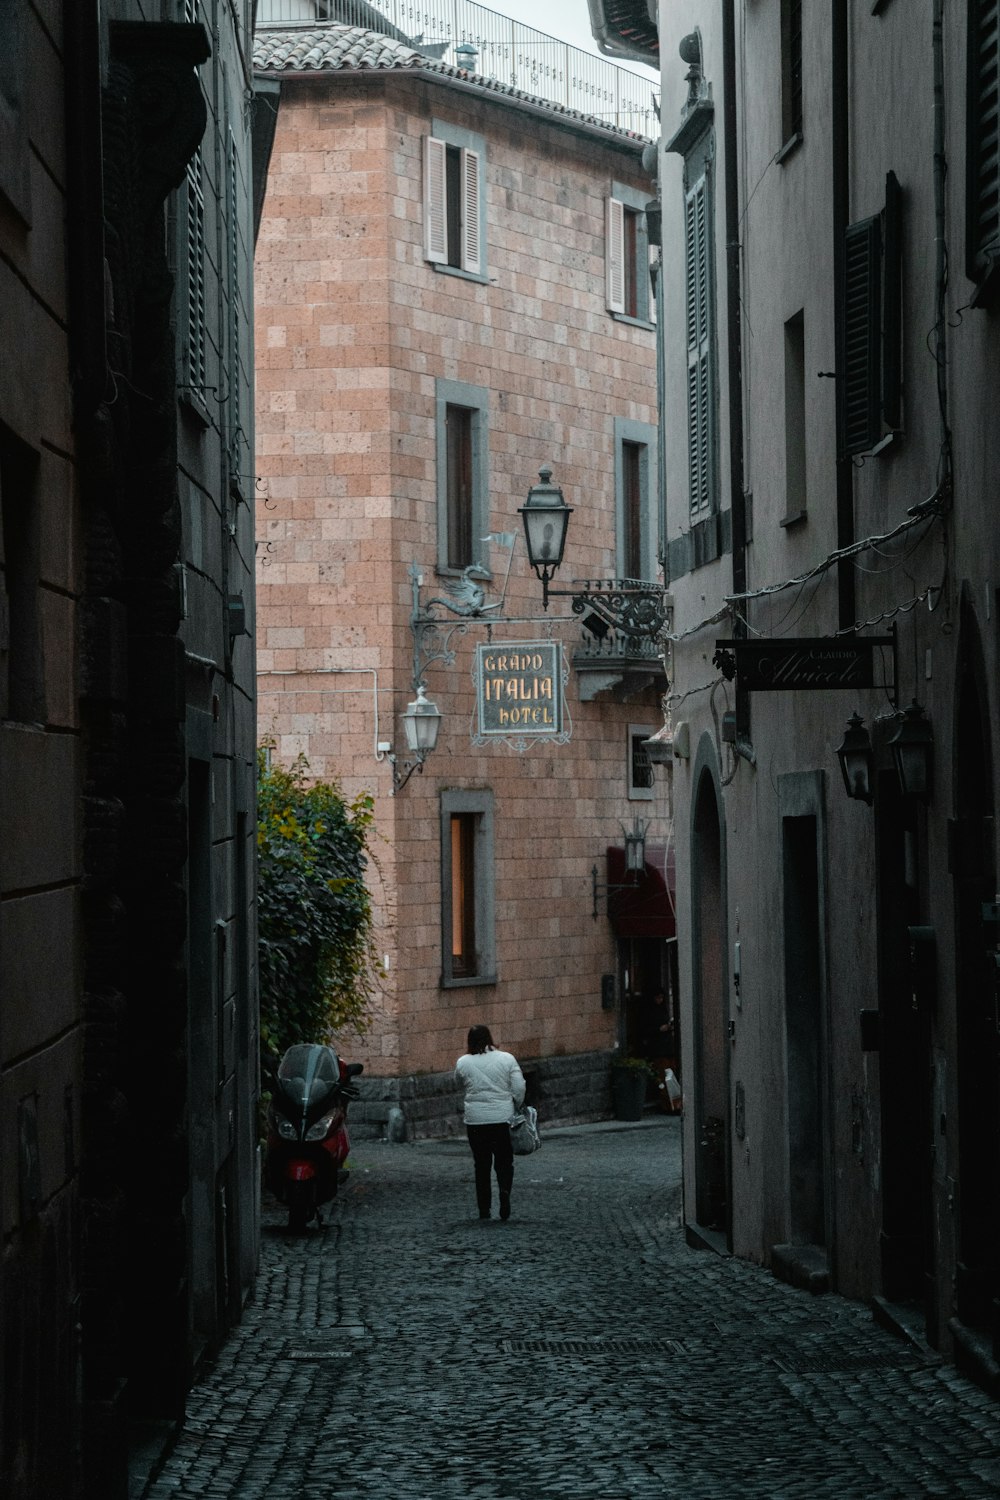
left=349, top=1050, right=616, bottom=1142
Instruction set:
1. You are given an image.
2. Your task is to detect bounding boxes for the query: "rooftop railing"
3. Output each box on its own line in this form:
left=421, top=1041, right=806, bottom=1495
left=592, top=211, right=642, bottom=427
left=255, top=0, right=657, bottom=137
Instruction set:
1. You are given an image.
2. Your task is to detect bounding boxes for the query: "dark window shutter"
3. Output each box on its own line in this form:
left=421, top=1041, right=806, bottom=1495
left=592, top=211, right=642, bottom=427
left=967, top=0, right=1000, bottom=285
left=839, top=214, right=882, bottom=456
left=882, top=170, right=903, bottom=431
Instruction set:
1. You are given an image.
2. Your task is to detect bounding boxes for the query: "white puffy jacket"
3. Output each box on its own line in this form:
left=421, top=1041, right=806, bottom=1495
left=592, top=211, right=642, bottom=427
left=455, top=1047, right=526, bottom=1125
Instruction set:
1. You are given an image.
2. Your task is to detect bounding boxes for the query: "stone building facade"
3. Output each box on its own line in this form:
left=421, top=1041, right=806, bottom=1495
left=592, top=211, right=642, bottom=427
left=0, top=4, right=264, bottom=1496
left=253, top=23, right=670, bottom=1132
left=590, top=0, right=1000, bottom=1393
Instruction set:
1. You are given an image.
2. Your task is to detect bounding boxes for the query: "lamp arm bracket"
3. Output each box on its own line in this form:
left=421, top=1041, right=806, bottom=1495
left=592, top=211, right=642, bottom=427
left=545, top=579, right=670, bottom=640
left=388, top=752, right=425, bottom=796
left=410, top=616, right=470, bottom=690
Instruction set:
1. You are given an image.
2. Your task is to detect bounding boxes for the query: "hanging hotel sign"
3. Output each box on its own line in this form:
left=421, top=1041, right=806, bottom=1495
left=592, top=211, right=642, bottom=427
left=474, top=641, right=566, bottom=744
left=713, top=636, right=895, bottom=693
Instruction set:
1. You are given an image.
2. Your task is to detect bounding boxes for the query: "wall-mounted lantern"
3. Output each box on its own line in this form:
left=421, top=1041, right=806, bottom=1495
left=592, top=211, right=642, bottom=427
left=836, top=711, right=874, bottom=804
left=389, top=683, right=442, bottom=794
left=592, top=817, right=650, bottom=917
left=890, top=699, right=933, bottom=803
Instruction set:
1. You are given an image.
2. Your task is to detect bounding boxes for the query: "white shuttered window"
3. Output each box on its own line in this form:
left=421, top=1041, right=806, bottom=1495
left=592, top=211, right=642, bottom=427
left=424, top=133, right=482, bottom=276
left=606, top=195, right=625, bottom=312
left=424, top=135, right=447, bottom=264
left=460, top=147, right=481, bottom=274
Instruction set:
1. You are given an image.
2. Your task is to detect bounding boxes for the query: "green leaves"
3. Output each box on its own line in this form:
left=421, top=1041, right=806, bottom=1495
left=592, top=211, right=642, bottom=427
left=257, top=748, right=378, bottom=1059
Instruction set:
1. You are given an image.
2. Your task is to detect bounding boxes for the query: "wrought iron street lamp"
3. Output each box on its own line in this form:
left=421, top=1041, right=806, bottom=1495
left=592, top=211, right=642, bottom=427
left=390, top=683, right=442, bottom=794
left=519, top=467, right=671, bottom=640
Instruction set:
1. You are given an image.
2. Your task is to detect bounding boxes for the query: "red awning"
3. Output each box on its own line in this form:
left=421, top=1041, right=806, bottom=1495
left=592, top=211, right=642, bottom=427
left=606, top=842, right=676, bottom=938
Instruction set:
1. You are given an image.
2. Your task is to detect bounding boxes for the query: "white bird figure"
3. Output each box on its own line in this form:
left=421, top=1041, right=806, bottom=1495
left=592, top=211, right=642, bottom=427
left=425, top=566, right=500, bottom=617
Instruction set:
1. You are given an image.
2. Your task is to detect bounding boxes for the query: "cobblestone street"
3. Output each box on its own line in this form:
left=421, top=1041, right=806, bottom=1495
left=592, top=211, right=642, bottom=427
left=144, top=1119, right=1000, bottom=1499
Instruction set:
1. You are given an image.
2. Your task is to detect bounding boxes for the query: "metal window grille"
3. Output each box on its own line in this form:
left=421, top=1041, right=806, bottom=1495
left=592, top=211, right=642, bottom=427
left=255, top=0, right=656, bottom=138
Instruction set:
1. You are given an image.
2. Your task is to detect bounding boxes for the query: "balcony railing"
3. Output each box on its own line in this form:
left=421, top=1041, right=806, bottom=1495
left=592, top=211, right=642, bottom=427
left=255, top=0, right=657, bottom=137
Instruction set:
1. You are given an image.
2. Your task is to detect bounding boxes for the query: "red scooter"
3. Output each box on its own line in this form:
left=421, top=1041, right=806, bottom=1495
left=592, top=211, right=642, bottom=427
left=265, top=1043, right=363, bottom=1231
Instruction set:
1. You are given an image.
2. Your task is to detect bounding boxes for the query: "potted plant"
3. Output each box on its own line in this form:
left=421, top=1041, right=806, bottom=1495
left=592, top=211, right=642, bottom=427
left=610, top=1055, right=655, bottom=1121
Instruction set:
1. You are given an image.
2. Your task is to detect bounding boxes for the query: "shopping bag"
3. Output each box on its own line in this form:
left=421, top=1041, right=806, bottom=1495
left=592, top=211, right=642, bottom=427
left=509, top=1104, right=541, bottom=1154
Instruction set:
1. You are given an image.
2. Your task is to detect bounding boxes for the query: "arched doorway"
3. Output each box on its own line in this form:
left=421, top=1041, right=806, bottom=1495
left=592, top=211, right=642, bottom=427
left=952, top=623, right=998, bottom=1345
left=691, top=762, right=729, bottom=1238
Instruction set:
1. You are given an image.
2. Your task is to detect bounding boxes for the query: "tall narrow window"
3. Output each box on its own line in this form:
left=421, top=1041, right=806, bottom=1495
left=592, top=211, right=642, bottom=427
left=227, top=128, right=243, bottom=469
left=623, top=206, right=639, bottom=318
left=685, top=174, right=714, bottom=516
left=622, top=441, right=643, bottom=577
left=451, top=814, right=477, bottom=978
left=615, top=418, right=656, bottom=580
left=445, top=405, right=473, bottom=568
left=0, top=424, right=43, bottom=724
left=436, top=378, right=489, bottom=576
left=441, top=790, right=496, bottom=987
left=781, top=0, right=804, bottom=147
left=628, top=725, right=654, bottom=800
left=424, top=126, right=484, bottom=277
left=782, top=310, right=807, bottom=524
left=0, top=0, right=29, bottom=223
left=967, top=0, right=1000, bottom=293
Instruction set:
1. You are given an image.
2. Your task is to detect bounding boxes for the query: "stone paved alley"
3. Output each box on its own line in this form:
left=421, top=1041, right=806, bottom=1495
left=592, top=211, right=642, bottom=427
left=142, top=1119, right=1000, bottom=1499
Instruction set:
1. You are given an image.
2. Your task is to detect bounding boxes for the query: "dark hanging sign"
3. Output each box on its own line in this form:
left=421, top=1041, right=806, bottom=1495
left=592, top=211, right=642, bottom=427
left=475, top=642, right=563, bottom=737
left=713, top=637, right=894, bottom=693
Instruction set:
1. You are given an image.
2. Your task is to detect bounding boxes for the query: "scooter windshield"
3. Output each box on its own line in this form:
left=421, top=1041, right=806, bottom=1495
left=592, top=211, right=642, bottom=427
left=276, top=1044, right=340, bottom=1113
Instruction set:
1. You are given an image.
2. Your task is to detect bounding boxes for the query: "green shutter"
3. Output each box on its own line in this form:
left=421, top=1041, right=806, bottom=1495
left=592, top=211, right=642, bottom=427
left=686, top=176, right=713, bottom=515
left=839, top=215, right=882, bottom=456
left=967, top=0, right=1000, bottom=283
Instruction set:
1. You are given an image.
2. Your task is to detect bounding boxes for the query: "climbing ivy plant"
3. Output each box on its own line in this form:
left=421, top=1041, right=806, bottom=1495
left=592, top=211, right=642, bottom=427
left=257, top=747, right=379, bottom=1059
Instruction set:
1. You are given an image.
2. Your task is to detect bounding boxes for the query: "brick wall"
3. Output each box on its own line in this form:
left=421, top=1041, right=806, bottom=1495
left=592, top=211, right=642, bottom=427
left=255, top=70, right=664, bottom=1092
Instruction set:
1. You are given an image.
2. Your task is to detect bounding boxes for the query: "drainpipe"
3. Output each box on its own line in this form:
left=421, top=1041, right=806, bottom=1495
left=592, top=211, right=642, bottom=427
left=931, top=0, right=952, bottom=498
left=64, top=1, right=107, bottom=418
left=721, top=0, right=752, bottom=742
left=722, top=0, right=745, bottom=602
left=831, top=0, right=855, bottom=632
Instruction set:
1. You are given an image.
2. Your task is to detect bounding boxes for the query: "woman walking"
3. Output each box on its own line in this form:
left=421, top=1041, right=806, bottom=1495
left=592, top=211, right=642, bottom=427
left=455, top=1025, right=526, bottom=1221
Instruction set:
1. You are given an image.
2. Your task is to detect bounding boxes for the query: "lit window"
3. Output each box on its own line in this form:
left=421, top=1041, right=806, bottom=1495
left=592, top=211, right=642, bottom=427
left=441, top=790, right=496, bottom=987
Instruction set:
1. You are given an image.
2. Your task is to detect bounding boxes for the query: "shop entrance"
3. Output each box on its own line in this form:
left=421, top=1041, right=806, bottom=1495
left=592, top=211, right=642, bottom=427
left=692, top=770, right=729, bottom=1236
left=603, top=840, right=677, bottom=1107
left=876, top=772, right=934, bottom=1323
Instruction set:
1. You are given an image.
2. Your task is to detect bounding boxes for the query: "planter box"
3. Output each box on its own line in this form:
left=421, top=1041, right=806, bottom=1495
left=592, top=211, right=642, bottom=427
left=611, top=1067, right=647, bottom=1122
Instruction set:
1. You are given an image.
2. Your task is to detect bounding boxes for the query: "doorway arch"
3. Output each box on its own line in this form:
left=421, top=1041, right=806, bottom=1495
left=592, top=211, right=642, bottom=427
left=952, top=603, right=998, bottom=1341
left=690, top=747, right=730, bottom=1239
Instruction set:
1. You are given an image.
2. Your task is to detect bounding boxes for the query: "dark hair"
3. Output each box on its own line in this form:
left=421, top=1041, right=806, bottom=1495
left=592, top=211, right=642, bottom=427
left=467, top=1024, right=494, bottom=1054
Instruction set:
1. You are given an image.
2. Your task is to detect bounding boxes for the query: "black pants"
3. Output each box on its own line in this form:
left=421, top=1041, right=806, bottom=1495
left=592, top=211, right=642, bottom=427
left=466, top=1123, right=514, bottom=1216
